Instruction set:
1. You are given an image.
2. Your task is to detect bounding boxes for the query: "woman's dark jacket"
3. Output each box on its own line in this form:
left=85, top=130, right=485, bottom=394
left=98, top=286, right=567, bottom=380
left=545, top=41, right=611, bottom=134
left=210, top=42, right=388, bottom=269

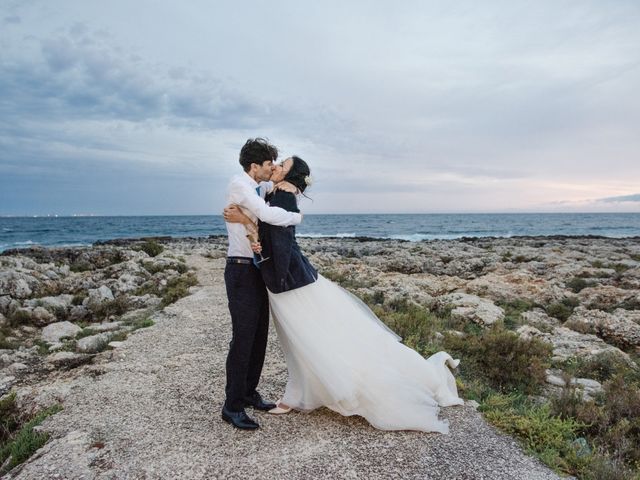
left=258, top=189, right=318, bottom=293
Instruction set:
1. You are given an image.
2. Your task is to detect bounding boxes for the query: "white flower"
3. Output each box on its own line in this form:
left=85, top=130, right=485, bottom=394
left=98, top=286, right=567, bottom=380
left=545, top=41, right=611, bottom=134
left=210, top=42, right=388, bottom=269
left=304, top=175, right=313, bottom=186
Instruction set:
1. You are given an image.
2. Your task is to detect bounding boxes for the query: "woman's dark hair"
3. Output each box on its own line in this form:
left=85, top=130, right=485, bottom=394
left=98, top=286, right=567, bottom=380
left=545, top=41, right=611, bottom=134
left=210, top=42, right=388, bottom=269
left=284, top=156, right=311, bottom=193
left=239, top=138, right=278, bottom=172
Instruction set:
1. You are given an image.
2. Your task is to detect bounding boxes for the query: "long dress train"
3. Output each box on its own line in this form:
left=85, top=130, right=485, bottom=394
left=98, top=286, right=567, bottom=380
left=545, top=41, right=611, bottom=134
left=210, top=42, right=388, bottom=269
left=268, top=274, right=464, bottom=433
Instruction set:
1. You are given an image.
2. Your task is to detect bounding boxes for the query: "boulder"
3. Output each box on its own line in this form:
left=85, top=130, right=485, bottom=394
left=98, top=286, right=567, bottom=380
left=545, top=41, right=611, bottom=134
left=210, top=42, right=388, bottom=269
left=437, top=292, right=504, bottom=326
left=47, top=351, right=93, bottom=369
left=565, top=307, right=640, bottom=350
left=85, top=321, right=122, bottom=333
left=83, top=286, right=114, bottom=308
left=24, top=294, right=74, bottom=311
left=578, top=285, right=635, bottom=310
left=69, top=305, right=89, bottom=322
left=42, top=321, right=82, bottom=344
left=0, top=272, right=36, bottom=298
left=77, top=333, right=113, bottom=353
left=30, top=306, right=57, bottom=326
left=465, top=271, right=565, bottom=305
left=549, top=326, right=631, bottom=363
left=520, top=309, right=561, bottom=332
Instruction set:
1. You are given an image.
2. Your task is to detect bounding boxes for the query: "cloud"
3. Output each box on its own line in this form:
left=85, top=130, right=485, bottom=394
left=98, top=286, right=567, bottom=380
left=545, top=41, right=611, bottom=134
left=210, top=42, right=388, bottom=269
left=0, top=28, right=275, bottom=130
left=599, top=193, right=640, bottom=203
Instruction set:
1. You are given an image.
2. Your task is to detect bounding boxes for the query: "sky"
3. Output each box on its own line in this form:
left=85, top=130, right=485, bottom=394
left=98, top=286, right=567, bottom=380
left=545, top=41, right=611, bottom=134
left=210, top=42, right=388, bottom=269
left=1, top=0, right=639, bottom=215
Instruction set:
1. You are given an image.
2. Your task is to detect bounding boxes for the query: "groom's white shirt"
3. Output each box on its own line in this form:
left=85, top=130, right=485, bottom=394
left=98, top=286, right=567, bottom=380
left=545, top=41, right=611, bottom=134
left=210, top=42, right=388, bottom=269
left=225, top=172, right=302, bottom=258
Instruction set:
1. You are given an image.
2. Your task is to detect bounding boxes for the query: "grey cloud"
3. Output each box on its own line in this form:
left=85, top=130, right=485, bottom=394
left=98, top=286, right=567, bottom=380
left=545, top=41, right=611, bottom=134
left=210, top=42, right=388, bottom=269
left=4, top=15, right=21, bottom=24
left=0, top=28, right=281, bottom=130
left=599, top=194, right=640, bottom=203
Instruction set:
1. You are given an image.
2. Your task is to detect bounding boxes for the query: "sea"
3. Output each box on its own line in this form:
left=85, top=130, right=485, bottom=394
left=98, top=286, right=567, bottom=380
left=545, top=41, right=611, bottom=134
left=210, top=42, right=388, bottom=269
left=1, top=213, right=639, bottom=252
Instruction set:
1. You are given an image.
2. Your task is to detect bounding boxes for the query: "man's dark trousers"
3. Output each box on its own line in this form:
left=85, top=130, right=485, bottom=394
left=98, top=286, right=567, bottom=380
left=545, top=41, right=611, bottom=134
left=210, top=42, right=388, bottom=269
left=224, top=259, right=270, bottom=412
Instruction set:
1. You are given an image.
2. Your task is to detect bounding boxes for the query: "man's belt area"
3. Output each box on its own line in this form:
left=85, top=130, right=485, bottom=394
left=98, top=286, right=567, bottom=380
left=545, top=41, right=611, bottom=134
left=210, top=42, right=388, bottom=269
left=227, top=257, right=253, bottom=265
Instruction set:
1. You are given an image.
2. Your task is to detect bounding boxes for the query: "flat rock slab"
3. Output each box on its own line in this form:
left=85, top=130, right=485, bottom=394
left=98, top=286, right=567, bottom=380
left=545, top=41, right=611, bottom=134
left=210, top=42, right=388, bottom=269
left=8, top=256, right=564, bottom=480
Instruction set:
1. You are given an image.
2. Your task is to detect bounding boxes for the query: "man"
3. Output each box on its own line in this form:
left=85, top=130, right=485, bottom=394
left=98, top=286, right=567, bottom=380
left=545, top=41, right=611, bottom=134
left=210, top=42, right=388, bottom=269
left=221, top=138, right=302, bottom=430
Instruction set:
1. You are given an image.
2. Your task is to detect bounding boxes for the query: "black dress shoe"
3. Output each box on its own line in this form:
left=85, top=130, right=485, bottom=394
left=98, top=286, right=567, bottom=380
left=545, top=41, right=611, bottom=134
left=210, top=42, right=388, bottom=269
left=221, top=406, right=259, bottom=430
left=244, top=392, right=277, bottom=411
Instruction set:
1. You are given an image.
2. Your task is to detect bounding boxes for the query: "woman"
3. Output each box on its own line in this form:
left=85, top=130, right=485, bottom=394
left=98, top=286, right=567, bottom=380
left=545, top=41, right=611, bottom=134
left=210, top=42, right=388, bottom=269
left=231, top=156, right=463, bottom=433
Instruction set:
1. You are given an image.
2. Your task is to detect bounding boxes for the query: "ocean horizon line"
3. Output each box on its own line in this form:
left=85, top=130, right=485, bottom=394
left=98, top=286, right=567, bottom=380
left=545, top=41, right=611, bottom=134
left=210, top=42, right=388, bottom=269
left=1, top=211, right=640, bottom=218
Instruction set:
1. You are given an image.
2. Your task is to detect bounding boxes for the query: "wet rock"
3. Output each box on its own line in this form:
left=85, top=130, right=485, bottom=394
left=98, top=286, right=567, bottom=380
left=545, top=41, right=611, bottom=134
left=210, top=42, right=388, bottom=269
left=42, top=321, right=83, bottom=344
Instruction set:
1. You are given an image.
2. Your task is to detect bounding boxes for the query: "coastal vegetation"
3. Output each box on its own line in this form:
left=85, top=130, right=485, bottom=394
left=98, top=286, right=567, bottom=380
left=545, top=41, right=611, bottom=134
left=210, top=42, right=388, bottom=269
left=0, top=392, right=62, bottom=475
left=316, top=236, right=640, bottom=480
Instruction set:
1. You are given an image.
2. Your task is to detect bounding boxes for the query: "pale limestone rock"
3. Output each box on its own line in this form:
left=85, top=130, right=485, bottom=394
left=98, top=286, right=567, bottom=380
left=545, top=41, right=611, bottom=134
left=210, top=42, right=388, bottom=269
left=438, top=292, right=504, bottom=326
left=565, top=306, right=640, bottom=349
left=520, top=309, right=561, bottom=331
left=577, top=285, right=634, bottom=310
left=24, top=294, right=74, bottom=310
left=42, top=321, right=82, bottom=344
left=550, top=326, right=631, bottom=363
left=47, top=351, right=93, bottom=369
left=83, top=285, right=114, bottom=308
left=77, top=333, right=113, bottom=353
left=85, top=321, right=122, bottom=333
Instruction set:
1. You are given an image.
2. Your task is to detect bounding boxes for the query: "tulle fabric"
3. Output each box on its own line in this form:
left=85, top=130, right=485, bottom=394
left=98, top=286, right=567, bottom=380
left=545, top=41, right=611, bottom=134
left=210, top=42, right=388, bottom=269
left=268, top=274, right=464, bottom=433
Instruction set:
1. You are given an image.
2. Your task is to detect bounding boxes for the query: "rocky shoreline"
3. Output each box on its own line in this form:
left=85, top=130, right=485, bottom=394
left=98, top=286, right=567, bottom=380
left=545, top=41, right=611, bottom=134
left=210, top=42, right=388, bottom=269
left=2, top=235, right=639, bottom=407
left=0, top=235, right=639, bottom=477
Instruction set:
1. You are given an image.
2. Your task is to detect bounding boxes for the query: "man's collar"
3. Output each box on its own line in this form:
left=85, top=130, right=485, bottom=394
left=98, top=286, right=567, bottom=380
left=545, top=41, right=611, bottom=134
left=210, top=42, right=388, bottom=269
left=242, top=171, right=258, bottom=188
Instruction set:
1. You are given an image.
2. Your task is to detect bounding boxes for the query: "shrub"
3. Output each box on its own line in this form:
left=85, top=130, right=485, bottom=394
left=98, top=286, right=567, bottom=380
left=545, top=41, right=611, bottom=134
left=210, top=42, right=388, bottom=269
left=0, top=332, right=17, bottom=350
left=129, top=317, right=154, bottom=331
left=70, top=260, right=93, bottom=272
left=91, top=296, right=131, bottom=321
left=161, top=273, right=198, bottom=307
left=546, top=302, right=574, bottom=322
left=0, top=393, right=20, bottom=444
left=498, top=298, right=536, bottom=330
left=567, top=277, right=589, bottom=293
left=565, top=352, right=638, bottom=383
left=0, top=403, right=62, bottom=475
left=138, top=240, right=164, bottom=257
left=443, top=326, right=552, bottom=394
left=7, top=309, right=38, bottom=327
left=71, top=293, right=87, bottom=306
left=482, top=394, right=584, bottom=467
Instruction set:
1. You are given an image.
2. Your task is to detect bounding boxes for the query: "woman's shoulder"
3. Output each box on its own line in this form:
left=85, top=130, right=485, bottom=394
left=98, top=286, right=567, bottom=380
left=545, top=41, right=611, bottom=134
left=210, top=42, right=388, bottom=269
left=269, top=189, right=299, bottom=212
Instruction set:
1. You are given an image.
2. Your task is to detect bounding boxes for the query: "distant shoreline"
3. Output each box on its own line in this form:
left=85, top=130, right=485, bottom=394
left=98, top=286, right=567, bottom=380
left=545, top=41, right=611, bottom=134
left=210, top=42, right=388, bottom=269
left=2, top=233, right=640, bottom=256
left=1, top=211, right=640, bottom=218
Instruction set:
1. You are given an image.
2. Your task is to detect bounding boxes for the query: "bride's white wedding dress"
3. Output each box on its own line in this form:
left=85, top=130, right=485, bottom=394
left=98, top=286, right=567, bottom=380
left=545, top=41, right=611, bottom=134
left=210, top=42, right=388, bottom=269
left=268, top=274, right=464, bottom=433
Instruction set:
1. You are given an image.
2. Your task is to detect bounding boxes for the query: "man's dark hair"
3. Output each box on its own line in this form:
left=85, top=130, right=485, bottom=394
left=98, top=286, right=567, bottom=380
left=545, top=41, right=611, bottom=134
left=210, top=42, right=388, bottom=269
left=239, top=138, right=278, bottom=172
left=285, top=156, right=311, bottom=193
